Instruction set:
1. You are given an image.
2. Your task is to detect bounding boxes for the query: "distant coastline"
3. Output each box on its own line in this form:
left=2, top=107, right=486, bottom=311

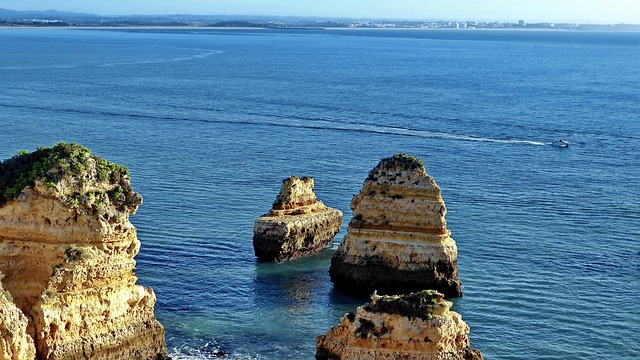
left=1, top=7, right=639, bottom=31
left=2, top=25, right=640, bottom=33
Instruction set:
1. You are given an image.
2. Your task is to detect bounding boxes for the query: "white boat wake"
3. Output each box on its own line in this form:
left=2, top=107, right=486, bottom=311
left=262, top=117, right=547, bottom=146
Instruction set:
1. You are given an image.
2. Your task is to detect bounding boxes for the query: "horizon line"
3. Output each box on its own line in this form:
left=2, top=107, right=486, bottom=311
left=1, top=7, right=637, bottom=26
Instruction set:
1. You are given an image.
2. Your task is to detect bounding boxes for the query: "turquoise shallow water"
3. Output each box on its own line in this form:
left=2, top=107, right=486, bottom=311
left=1, top=28, right=639, bottom=359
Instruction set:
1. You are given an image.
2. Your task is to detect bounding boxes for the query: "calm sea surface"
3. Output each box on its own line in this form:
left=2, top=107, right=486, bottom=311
left=1, top=28, right=639, bottom=359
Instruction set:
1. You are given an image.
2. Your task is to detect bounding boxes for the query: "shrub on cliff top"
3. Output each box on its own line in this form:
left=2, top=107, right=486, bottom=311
left=365, top=290, right=446, bottom=319
left=367, top=153, right=425, bottom=180
left=0, top=142, right=130, bottom=205
left=383, top=154, right=424, bottom=170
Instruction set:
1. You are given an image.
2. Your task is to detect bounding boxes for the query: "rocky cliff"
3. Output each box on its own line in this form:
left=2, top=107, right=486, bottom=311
left=316, top=290, right=482, bottom=360
left=253, top=176, right=342, bottom=262
left=0, top=142, right=167, bottom=359
left=329, top=154, right=462, bottom=297
left=0, top=275, right=36, bottom=360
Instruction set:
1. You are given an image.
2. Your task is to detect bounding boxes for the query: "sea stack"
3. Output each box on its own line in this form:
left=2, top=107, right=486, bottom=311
left=329, top=154, right=462, bottom=297
left=253, top=176, right=343, bottom=262
left=316, top=290, right=482, bottom=360
left=0, top=142, right=167, bottom=359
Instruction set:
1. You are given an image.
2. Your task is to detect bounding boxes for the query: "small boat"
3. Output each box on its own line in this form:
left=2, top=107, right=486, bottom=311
left=552, top=139, right=570, bottom=147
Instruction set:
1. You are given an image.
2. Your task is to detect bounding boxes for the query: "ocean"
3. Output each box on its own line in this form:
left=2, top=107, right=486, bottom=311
left=0, top=27, right=639, bottom=359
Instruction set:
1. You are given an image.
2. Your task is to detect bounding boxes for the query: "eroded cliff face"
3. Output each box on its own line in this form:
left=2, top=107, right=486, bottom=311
left=0, top=276, right=36, bottom=360
left=329, top=154, right=463, bottom=297
left=316, top=290, right=482, bottom=360
left=0, top=143, right=167, bottom=360
left=253, top=176, right=342, bottom=262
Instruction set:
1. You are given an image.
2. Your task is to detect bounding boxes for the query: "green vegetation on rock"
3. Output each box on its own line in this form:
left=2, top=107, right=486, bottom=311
left=365, top=290, right=447, bottom=319
left=367, top=154, right=425, bottom=180
left=1, top=289, right=13, bottom=303
left=382, top=153, right=424, bottom=170
left=0, top=142, right=133, bottom=210
left=64, top=246, right=87, bottom=262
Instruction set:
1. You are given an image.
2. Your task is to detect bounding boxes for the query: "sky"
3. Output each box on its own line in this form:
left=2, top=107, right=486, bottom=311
left=2, top=0, right=639, bottom=24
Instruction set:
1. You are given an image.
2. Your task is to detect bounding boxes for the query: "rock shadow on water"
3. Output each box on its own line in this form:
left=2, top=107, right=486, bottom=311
left=251, top=250, right=370, bottom=353
left=253, top=251, right=334, bottom=315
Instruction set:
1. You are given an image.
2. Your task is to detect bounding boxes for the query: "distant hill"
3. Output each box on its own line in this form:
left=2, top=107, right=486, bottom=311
left=0, top=8, right=97, bottom=20
left=0, top=7, right=104, bottom=26
left=0, top=8, right=344, bottom=28
left=1, top=7, right=638, bottom=30
left=0, top=7, right=298, bottom=27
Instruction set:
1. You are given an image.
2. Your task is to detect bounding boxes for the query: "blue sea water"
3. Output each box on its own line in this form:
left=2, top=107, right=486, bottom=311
left=1, top=28, right=639, bottom=359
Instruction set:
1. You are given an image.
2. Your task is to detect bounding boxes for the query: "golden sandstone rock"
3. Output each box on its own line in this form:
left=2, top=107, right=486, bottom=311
left=0, top=143, right=167, bottom=360
left=330, top=154, right=463, bottom=297
left=0, top=276, right=36, bottom=360
left=316, top=290, right=482, bottom=360
left=253, top=176, right=342, bottom=262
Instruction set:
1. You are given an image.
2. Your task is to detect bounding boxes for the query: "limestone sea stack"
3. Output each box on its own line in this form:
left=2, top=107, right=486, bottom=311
left=316, top=290, right=482, bottom=360
left=329, top=154, right=462, bottom=297
left=0, top=142, right=167, bottom=359
left=253, top=176, right=343, bottom=262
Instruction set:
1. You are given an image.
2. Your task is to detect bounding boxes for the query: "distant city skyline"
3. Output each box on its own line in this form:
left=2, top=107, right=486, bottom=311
left=1, top=0, right=639, bottom=24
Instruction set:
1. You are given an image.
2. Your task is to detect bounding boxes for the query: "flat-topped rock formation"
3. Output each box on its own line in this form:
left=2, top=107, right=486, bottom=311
left=316, top=290, right=482, bottom=360
left=330, top=154, right=463, bottom=297
left=253, top=176, right=342, bottom=262
left=0, top=142, right=167, bottom=359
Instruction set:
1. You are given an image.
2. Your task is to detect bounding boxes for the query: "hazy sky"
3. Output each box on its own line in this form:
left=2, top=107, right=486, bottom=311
left=3, top=0, right=640, bottom=23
